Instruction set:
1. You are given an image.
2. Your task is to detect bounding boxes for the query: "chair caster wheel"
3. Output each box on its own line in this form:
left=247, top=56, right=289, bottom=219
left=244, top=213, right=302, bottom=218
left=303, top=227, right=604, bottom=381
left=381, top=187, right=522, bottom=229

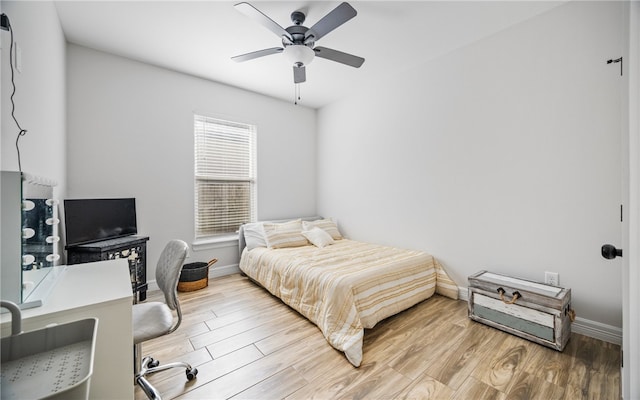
left=186, top=368, right=198, bottom=381
left=147, top=358, right=160, bottom=368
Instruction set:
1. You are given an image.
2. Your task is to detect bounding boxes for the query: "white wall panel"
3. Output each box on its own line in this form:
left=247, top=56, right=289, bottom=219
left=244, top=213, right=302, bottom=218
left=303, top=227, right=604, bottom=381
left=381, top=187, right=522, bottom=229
left=317, top=1, right=625, bottom=328
left=66, top=45, right=316, bottom=279
left=0, top=1, right=66, bottom=201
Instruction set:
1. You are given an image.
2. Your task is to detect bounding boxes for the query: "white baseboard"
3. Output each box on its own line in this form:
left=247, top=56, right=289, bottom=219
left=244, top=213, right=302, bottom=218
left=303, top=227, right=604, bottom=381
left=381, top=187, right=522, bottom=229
left=146, top=263, right=240, bottom=292
left=571, top=317, right=622, bottom=345
left=148, top=274, right=623, bottom=346
left=209, top=263, right=240, bottom=278
left=456, top=286, right=621, bottom=345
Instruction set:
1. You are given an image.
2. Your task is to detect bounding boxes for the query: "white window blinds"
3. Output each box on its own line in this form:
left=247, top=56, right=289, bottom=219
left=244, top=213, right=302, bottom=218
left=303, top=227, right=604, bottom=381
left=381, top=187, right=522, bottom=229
left=194, top=115, right=256, bottom=237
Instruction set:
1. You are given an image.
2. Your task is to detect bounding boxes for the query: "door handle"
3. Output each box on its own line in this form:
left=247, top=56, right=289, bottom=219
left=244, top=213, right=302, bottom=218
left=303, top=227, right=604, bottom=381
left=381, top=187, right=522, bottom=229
left=601, top=244, right=623, bottom=259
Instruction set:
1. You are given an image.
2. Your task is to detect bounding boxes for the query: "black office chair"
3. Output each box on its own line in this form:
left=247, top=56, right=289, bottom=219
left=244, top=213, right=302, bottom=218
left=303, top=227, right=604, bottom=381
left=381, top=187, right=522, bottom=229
left=132, top=239, right=198, bottom=399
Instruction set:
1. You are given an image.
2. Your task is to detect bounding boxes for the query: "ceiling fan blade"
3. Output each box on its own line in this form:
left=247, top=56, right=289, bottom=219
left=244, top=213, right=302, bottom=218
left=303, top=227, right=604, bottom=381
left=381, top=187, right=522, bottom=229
left=232, top=47, right=284, bottom=62
left=293, top=65, right=306, bottom=83
left=234, top=2, right=293, bottom=42
left=313, top=46, right=364, bottom=68
left=304, top=2, right=357, bottom=43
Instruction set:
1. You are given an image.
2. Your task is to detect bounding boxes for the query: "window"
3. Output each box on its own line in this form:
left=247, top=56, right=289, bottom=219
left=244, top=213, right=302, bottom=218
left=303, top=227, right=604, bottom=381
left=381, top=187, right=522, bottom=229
left=194, top=114, right=256, bottom=238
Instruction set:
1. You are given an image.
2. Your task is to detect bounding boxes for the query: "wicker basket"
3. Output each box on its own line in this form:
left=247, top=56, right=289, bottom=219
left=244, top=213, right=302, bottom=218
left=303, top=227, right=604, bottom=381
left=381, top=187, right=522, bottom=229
left=177, top=259, right=217, bottom=292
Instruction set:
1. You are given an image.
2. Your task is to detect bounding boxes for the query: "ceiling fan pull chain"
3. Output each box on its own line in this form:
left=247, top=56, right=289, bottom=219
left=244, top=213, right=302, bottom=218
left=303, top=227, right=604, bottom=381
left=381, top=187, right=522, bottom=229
left=294, top=83, right=301, bottom=105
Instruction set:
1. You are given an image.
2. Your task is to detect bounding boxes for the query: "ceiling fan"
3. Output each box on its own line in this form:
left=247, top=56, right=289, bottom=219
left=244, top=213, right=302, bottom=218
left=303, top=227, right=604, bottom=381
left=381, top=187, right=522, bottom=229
left=231, top=2, right=365, bottom=84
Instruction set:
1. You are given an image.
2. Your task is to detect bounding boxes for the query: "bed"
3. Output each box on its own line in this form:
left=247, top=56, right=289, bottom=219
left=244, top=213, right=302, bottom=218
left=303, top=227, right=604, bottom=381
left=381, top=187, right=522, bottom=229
left=238, top=217, right=459, bottom=367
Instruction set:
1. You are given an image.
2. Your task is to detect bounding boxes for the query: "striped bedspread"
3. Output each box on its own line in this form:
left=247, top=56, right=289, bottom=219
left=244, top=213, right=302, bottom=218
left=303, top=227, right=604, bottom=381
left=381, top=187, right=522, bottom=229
left=239, top=239, right=459, bottom=366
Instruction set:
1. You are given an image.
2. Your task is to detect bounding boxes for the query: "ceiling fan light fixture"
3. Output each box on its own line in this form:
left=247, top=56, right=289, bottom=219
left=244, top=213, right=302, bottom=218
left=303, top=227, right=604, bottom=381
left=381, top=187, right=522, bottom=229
left=232, top=2, right=364, bottom=87
left=283, top=44, right=314, bottom=66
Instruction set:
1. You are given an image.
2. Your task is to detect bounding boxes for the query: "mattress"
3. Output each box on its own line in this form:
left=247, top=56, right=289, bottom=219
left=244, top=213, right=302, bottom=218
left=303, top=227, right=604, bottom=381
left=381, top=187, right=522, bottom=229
left=239, top=239, right=458, bottom=366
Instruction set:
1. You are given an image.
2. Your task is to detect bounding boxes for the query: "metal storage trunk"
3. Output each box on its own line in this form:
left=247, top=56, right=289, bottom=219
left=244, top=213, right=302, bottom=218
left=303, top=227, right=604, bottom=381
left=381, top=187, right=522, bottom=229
left=468, top=270, right=573, bottom=351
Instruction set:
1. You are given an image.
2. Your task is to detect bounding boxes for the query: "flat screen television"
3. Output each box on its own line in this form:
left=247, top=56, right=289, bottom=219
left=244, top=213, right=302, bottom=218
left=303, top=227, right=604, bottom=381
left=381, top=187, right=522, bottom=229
left=64, top=198, right=137, bottom=247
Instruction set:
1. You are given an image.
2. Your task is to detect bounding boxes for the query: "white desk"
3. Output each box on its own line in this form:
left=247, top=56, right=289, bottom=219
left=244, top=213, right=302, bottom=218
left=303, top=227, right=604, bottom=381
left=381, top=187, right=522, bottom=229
left=1, top=260, right=134, bottom=399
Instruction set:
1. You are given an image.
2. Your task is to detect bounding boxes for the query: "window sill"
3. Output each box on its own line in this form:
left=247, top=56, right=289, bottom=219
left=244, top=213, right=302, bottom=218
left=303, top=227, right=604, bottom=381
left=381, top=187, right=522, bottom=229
left=192, top=234, right=239, bottom=251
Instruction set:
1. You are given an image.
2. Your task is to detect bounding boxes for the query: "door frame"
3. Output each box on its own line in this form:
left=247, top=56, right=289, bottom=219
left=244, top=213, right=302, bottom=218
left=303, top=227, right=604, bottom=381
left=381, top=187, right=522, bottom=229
left=622, top=1, right=639, bottom=398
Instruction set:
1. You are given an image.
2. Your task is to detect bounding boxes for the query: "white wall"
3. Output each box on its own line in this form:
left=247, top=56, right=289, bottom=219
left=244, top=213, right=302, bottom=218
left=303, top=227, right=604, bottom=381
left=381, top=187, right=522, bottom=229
left=0, top=0, right=67, bottom=266
left=1, top=0, right=66, bottom=194
left=66, top=44, right=316, bottom=281
left=317, top=1, right=625, bottom=329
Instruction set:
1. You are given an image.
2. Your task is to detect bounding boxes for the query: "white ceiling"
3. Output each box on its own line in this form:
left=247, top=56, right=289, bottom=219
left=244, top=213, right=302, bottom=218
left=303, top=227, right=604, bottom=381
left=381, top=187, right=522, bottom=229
left=54, top=1, right=564, bottom=109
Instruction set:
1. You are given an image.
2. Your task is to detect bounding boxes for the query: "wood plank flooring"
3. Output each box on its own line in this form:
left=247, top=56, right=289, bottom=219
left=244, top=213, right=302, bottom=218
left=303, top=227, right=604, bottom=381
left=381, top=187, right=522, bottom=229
left=135, top=273, right=620, bottom=400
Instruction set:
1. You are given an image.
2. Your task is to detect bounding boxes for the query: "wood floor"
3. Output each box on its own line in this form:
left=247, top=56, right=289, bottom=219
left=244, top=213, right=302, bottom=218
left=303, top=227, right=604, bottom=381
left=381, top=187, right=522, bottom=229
left=135, top=273, right=620, bottom=400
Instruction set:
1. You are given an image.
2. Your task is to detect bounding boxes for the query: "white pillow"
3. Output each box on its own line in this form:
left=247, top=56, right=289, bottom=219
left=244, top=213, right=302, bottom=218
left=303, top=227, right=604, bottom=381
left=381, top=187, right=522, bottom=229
left=243, top=222, right=266, bottom=251
left=302, top=218, right=343, bottom=240
left=302, top=227, right=335, bottom=248
left=263, top=219, right=309, bottom=249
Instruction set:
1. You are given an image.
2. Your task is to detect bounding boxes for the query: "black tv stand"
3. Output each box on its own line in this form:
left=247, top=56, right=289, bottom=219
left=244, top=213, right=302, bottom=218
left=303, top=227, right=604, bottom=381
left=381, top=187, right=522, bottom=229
left=66, top=235, right=149, bottom=302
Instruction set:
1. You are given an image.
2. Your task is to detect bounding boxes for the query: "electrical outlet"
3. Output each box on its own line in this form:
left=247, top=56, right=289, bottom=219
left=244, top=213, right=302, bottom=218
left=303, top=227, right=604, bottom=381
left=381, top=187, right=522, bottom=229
left=545, top=271, right=559, bottom=286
